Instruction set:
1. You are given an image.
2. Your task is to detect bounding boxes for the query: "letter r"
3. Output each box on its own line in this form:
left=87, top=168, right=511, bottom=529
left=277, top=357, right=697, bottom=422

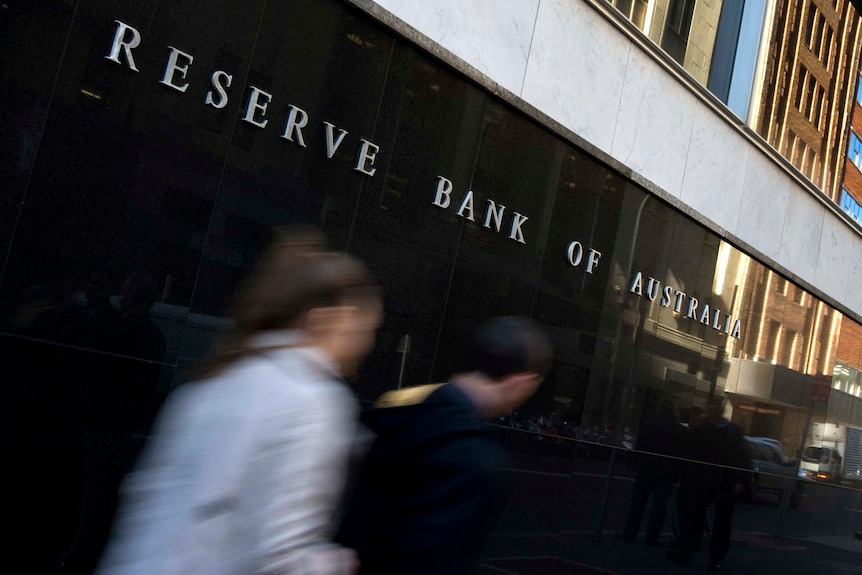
left=106, top=20, right=142, bottom=72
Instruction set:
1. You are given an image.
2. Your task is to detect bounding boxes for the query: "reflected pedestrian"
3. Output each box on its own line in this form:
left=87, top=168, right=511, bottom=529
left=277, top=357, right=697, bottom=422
left=619, top=399, right=684, bottom=546
left=668, top=397, right=751, bottom=571
left=337, top=316, right=553, bottom=575
left=97, top=227, right=382, bottom=575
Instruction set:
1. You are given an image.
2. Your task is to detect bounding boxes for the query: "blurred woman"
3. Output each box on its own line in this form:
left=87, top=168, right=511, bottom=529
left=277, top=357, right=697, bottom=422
left=98, top=228, right=382, bottom=575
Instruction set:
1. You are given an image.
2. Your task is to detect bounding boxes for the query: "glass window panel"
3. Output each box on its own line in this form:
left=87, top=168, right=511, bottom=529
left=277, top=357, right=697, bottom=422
left=849, top=132, right=862, bottom=171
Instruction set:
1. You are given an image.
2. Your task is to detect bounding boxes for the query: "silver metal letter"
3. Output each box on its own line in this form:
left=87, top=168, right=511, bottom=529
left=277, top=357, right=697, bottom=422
left=699, top=304, right=711, bottom=325
left=509, top=212, right=528, bottom=244
left=673, top=290, right=686, bottom=313
left=567, top=241, right=583, bottom=267
left=660, top=285, right=673, bottom=307
left=282, top=105, right=308, bottom=147
left=323, top=122, right=348, bottom=158
left=160, top=46, right=194, bottom=93
left=586, top=249, right=602, bottom=274
left=730, top=319, right=742, bottom=339
left=629, top=271, right=643, bottom=296
left=712, top=309, right=722, bottom=330
left=243, top=86, right=272, bottom=128
left=646, top=277, right=660, bottom=301
left=205, top=70, right=233, bottom=108
left=433, top=177, right=453, bottom=208
left=106, top=20, right=141, bottom=72
left=354, top=139, right=379, bottom=176
left=686, top=297, right=699, bottom=319
left=483, top=200, right=506, bottom=231
left=456, top=190, right=476, bottom=221
left=724, top=314, right=732, bottom=334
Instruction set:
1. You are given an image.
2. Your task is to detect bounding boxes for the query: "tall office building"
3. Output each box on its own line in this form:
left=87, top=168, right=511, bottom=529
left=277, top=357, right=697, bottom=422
left=755, top=0, right=862, bottom=199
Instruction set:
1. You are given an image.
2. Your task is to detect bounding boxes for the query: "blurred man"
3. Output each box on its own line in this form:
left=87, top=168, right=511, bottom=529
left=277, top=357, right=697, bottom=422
left=668, top=397, right=751, bottom=571
left=337, top=316, right=553, bottom=575
left=619, top=399, right=684, bottom=546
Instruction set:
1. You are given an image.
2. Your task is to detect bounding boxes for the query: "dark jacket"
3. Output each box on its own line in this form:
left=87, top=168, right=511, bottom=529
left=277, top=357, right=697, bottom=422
left=635, top=414, right=685, bottom=481
left=681, top=418, right=752, bottom=495
left=337, top=383, right=502, bottom=575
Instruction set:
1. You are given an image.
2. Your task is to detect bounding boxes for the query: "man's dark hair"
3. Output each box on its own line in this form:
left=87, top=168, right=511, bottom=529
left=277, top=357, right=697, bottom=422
left=458, top=316, right=553, bottom=380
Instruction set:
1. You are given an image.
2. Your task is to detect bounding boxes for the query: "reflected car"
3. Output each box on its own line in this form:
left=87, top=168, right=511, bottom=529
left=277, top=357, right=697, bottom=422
left=798, top=446, right=842, bottom=483
left=745, top=436, right=799, bottom=508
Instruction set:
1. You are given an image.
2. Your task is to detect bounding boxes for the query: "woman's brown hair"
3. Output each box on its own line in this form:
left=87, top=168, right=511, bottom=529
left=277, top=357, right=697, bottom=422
left=196, top=226, right=380, bottom=379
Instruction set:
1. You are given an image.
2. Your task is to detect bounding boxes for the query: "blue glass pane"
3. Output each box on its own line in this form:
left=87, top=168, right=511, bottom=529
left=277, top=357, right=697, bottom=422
left=849, top=133, right=862, bottom=171
left=841, top=189, right=862, bottom=224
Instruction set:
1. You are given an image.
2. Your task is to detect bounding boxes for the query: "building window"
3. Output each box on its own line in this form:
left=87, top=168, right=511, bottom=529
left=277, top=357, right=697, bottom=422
left=850, top=132, right=862, bottom=171
left=812, top=83, right=825, bottom=125
left=857, top=76, right=862, bottom=106
left=806, top=4, right=817, bottom=46
left=660, top=0, right=697, bottom=66
left=812, top=12, right=825, bottom=53
left=796, top=68, right=810, bottom=114
left=611, top=0, right=650, bottom=30
left=840, top=189, right=862, bottom=224
left=822, top=25, right=834, bottom=69
left=807, top=6, right=820, bottom=48
left=666, top=0, right=695, bottom=37
left=793, top=137, right=807, bottom=166
left=803, top=147, right=816, bottom=175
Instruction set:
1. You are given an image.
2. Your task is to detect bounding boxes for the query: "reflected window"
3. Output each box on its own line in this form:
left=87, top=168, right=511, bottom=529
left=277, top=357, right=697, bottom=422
left=849, top=132, right=862, bottom=171
left=666, top=0, right=696, bottom=37
left=840, top=189, right=862, bottom=224
left=661, top=0, right=697, bottom=66
left=803, top=445, right=823, bottom=463
left=611, top=0, right=650, bottom=30
left=857, top=75, right=862, bottom=106
left=832, top=360, right=862, bottom=398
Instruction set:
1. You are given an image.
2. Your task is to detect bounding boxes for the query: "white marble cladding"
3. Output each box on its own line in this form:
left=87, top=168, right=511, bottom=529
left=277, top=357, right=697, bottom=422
left=370, top=0, right=540, bottom=95
left=521, top=0, right=630, bottom=153
left=367, top=0, right=862, bottom=317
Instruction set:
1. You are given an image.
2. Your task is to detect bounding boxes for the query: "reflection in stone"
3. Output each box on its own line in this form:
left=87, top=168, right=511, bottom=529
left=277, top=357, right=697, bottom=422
left=5, top=269, right=168, bottom=572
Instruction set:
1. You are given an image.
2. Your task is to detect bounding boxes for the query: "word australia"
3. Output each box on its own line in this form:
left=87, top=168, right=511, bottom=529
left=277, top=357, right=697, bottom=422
left=432, top=176, right=530, bottom=244
left=105, top=21, right=380, bottom=176
left=629, top=271, right=742, bottom=339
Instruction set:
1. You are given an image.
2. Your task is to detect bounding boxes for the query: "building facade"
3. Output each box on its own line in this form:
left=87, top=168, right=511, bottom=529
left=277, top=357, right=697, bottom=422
left=3, top=0, right=862, bottom=573
left=841, top=68, right=862, bottom=221
left=755, top=0, right=862, bottom=199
